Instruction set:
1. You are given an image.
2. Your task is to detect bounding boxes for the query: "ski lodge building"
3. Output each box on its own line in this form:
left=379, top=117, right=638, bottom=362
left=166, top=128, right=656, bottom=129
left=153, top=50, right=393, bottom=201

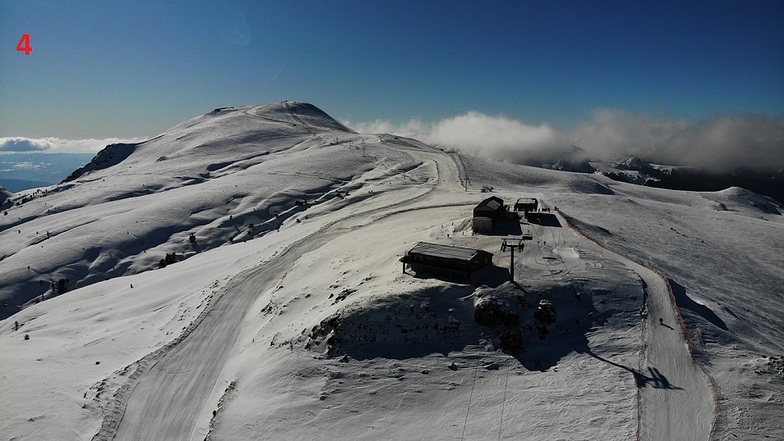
left=472, top=196, right=505, bottom=234
left=514, top=198, right=538, bottom=213
left=401, top=242, right=493, bottom=280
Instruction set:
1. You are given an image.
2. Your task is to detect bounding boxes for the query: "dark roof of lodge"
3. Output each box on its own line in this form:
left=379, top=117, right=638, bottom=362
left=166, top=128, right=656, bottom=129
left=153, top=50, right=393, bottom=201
left=476, top=196, right=503, bottom=211
left=483, top=199, right=502, bottom=211
left=407, top=242, right=490, bottom=261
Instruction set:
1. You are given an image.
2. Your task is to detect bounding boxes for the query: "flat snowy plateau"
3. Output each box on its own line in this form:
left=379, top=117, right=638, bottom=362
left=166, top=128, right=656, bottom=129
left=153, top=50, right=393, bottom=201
left=1, top=103, right=782, bottom=440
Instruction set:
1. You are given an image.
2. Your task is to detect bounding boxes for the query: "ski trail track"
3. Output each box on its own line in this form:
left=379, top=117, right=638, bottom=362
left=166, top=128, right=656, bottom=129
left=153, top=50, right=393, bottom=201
left=104, top=146, right=465, bottom=440
left=112, top=222, right=341, bottom=441
left=557, top=210, right=717, bottom=441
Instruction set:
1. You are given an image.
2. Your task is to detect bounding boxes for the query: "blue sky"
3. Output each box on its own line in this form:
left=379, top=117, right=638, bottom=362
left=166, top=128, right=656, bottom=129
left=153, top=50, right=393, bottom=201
left=1, top=1, right=783, bottom=143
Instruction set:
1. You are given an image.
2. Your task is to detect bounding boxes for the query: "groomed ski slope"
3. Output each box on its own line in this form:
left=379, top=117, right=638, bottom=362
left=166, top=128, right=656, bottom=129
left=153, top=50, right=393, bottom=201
left=108, top=143, right=712, bottom=440
left=109, top=147, right=464, bottom=440
left=559, top=211, right=715, bottom=440
left=2, top=102, right=781, bottom=440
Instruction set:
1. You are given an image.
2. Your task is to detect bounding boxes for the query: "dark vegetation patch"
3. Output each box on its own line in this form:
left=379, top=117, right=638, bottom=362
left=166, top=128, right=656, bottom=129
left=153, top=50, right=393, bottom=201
left=300, top=272, right=640, bottom=369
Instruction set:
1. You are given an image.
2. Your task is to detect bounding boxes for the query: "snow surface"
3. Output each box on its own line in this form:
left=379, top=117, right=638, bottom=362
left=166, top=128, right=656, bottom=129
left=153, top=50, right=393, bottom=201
left=1, top=102, right=782, bottom=440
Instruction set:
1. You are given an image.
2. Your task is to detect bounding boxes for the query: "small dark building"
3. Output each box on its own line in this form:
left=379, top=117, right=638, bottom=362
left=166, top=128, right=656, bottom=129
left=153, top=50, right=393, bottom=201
left=514, top=198, right=538, bottom=213
left=402, top=242, right=493, bottom=280
left=474, top=196, right=505, bottom=221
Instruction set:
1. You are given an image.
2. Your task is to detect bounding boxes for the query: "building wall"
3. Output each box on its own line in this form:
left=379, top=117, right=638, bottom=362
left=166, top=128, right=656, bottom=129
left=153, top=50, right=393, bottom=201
left=514, top=200, right=538, bottom=211
left=410, top=263, right=469, bottom=280
left=473, top=216, right=493, bottom=234
left=474, top=197, right=504, bottom=220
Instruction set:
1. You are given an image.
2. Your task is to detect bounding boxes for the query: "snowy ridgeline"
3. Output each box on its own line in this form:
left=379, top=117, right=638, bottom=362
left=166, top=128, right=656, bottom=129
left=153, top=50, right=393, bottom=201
left=1, top=102, right=783, bottom=440
left=0, top=102, right=405, bottom=317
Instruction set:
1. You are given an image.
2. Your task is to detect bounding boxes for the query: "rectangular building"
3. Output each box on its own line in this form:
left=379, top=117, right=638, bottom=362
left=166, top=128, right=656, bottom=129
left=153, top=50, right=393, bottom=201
left=514, top=198, right=538, bottom=212
left=402, top=242, right=493, bottom=280
left=473, top=196, right=505, bottom=220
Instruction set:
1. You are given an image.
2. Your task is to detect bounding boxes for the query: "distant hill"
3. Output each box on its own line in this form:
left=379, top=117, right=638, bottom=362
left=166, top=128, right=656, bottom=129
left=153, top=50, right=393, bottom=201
left=0, top=178, right=54, bottom=192
left=0, top=152, right=94, bottom=191
left=588, top=158, right=783, bottom=204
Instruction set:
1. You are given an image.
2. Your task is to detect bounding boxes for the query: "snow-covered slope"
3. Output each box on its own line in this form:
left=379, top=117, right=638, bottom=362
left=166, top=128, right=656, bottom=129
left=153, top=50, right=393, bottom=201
left=465, top=156, right=784, bottom=439
left=589, top=157, right=784, bottom=204
left=1, top=103, right=782, bottom=440
left=0, top=102, right=389, bottom=318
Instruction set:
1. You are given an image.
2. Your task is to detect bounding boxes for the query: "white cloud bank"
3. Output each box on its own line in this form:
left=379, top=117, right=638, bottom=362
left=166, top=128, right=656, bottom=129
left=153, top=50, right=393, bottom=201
left=424, top=112, right=574, bottom=165
left=573, top=110, right=784, bottom=171
left=0, top=137, right=148, bottom=154
left=6, top=110, right=784, bottom=172
left=348, top=119, right=428, bottom=139
left=346, top=111, right=784, bottom=172
left=346, top=113, right=574, bottom=165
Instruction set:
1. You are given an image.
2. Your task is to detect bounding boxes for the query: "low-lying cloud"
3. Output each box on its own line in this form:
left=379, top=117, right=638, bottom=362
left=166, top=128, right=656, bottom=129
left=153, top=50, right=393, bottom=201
left=425, top=112, right=574, bottom=165
left=573, top=110, right=784, bottom=171
left=346, top=113, right=574, bottom=165
left=348, top=119, right=428, bottom=139
left=347, top=111, right=784, bottom=172
left=0, top=136, right=147, bottom=154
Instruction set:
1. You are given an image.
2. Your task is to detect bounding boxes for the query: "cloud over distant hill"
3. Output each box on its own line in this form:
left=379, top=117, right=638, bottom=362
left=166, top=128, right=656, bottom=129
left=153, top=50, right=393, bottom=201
left=0, top=136, right=147, bottom=154
left=572, top=111, right=784, bottom=172
left=425, top=112, right=574, bottom=165
left=348, top=112, right=784, bottom=172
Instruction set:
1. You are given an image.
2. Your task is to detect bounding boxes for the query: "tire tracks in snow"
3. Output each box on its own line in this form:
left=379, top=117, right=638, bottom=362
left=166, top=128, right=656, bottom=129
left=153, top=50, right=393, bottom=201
left=557, top=210, right=717, bottom=441
left=107, top=216, right=358, bottom=441
left=95, top=145, right=464, bottom=441
left=89, top=284, right=220, bottom=441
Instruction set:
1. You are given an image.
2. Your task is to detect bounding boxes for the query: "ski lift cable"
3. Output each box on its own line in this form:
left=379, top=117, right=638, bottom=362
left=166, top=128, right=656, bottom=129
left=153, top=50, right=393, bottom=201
left=497, top=364, right=511, bottom=441
left=460, top=366, right=479, bottom=441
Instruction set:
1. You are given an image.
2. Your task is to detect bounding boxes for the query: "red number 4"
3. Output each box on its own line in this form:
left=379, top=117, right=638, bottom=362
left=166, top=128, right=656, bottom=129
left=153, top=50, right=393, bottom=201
left=17, top=34, right=32, bottom=56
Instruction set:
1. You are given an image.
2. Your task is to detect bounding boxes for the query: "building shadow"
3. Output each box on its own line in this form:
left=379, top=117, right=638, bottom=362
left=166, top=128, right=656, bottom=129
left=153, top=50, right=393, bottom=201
left=483, top=217, right=524, bottom=236
left=407, top=271, right=471, bottom=284
left=472, top=265, right=512, bottom=288
left=526, top=213, right=562, bottom=227
left=407, top=265, right=510, bottom=288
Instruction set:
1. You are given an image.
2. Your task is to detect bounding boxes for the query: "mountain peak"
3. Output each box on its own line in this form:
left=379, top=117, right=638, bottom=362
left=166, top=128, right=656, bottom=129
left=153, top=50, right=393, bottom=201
left=63, top=101, right=356, bottom=182
left=211, top=101, right=356, bottom=134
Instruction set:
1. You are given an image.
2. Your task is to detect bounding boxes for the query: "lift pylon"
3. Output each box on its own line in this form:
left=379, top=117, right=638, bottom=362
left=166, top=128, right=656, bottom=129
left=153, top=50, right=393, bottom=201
left=501, top=237, right=524, bottom=282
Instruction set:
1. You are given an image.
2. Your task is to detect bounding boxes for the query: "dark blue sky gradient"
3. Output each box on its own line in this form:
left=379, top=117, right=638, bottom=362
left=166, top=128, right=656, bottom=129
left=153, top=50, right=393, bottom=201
left=1, top=0, right=782, bottom=138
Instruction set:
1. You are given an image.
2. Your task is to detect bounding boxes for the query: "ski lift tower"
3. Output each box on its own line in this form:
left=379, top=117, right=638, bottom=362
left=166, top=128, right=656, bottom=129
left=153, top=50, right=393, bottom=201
left=501, top=237, right=524, bottom=283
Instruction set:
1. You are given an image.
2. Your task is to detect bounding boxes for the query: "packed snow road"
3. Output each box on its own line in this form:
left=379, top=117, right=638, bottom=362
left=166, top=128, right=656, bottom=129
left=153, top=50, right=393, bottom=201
left=110, top=221, right=351, bottom=439
left=104, top=145, right=717, bottom=440
left=627, top=261, right=715, bottom=441
left=108, top=146, right=464, bottom=440
left=112, top=216, right=370, bottom=440
left=555, top=212, right=716, bottom=440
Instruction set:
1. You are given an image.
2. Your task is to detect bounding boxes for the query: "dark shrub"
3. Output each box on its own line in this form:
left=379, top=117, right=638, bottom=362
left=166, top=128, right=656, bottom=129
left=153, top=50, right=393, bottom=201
left=499, top=329, right=523, bottom=353
left=474, top=296, right=519, bottom=327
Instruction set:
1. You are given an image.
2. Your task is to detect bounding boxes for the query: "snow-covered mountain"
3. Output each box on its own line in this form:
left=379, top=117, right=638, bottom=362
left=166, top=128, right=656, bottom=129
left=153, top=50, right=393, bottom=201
left=1, top=102, right=782, bottom=440
left=0, top=102, right=375, bottom=317
left=588, top=157, right=784, bottom=205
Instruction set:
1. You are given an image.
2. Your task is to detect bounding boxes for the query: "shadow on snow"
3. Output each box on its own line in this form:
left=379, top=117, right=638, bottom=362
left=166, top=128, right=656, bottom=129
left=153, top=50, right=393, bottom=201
left=587, top=350, right=684, bottom=390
